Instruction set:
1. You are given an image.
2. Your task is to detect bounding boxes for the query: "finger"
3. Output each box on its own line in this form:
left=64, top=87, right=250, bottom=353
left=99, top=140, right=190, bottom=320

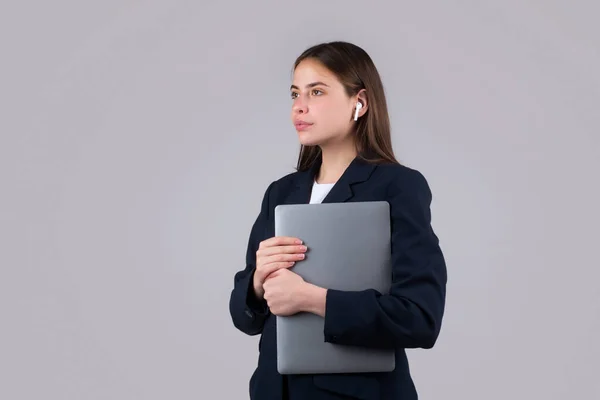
left=257, top=244, right=307, bottom=258
left=264, top=267, right=286, bottom=281
left=258, top=236, right=302, bottom=250
left=260, top=253, right=305, bottom=266
left=261, top=261, right=295, bottom=279
left=256, top=262, right=290, bottom=283
left=266, top=270, right=292, bottom=283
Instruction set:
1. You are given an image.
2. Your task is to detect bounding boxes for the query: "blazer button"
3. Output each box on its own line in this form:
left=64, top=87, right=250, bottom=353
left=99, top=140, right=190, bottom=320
left=245, top=309, right=254, bottom=319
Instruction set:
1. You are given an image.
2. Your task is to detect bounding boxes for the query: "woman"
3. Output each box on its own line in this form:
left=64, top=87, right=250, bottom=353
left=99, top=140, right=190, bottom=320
left=229, top=41, right=447, bottom=400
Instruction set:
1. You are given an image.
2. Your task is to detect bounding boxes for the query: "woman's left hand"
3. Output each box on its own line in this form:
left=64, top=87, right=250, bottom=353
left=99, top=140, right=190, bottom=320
left=263, top=269, right=307, bottom=316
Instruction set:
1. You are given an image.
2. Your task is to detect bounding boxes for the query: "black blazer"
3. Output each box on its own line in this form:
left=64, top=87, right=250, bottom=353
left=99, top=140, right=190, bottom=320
left=229, top=156, right=447, bottom=400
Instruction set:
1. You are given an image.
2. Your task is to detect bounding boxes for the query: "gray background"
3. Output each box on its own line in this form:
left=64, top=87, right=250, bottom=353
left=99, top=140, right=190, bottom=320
left=1, top=1, right=599, bottom=399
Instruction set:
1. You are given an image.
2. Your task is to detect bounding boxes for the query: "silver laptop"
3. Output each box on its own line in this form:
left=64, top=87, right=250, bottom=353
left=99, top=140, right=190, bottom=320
left=274, top=201, right=395, bottom=374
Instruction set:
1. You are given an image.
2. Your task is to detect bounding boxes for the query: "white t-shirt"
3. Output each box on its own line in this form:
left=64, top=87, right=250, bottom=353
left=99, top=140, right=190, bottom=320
left=309, top=180, right=335, bottom=204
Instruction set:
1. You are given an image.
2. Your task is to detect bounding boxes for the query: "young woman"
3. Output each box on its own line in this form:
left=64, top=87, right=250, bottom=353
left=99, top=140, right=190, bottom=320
left=229, top=41, right=447, bottom=400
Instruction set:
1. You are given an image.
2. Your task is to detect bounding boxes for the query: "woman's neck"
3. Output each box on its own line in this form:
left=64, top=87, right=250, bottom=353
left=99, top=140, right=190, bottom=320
left=316, top=145, right=357, bottom=184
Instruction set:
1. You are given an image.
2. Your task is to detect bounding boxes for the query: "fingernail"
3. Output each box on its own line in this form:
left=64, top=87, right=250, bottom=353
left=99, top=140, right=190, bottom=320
left=296, top=239, right=303, bottom=244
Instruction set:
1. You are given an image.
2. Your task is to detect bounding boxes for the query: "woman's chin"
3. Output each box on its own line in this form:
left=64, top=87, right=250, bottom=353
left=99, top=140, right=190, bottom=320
left=297, top=131, right=322, bottom=146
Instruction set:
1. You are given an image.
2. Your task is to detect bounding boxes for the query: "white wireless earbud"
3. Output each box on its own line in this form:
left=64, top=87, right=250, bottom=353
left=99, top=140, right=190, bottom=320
left=353, top=102, right=363, bottom=121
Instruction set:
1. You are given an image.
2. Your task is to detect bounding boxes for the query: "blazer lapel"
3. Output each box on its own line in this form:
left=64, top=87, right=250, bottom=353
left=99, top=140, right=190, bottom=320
left=284, top=155, right=377, bottom=205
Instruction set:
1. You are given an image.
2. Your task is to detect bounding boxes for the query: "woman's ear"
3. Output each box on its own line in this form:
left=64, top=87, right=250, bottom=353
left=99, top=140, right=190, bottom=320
left=353, top=89, right=369, bottom=121
left=354, top=89, right=368, bottom=120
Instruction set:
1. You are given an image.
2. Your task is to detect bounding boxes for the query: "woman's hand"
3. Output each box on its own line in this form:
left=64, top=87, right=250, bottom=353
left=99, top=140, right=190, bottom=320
left=252, top=236, right=307, bottom=300
left=263, top=269, right=328, bottom=316
left=263, top=268, right=307, bottom=316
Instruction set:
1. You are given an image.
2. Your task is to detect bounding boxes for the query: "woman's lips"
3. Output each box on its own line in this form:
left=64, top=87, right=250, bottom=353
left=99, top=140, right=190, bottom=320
left=295, top=122, right=313, bottom=131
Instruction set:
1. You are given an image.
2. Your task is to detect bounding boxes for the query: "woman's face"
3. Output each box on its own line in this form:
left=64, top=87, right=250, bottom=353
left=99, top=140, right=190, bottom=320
left=290, top=59, right=355, bottom=147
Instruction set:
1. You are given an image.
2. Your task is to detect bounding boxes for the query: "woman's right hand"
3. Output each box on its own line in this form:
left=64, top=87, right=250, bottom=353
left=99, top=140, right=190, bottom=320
left=253, top=236, right=307, bottom=300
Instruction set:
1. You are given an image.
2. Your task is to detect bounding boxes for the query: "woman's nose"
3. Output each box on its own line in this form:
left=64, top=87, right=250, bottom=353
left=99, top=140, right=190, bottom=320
left=293, top=101, right=308, bottom=114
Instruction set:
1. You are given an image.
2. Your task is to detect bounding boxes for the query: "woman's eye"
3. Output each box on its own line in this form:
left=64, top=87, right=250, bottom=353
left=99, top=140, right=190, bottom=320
left=291, top=92, right=298, bottom=99
left=312, top=89, right=323, bottom=96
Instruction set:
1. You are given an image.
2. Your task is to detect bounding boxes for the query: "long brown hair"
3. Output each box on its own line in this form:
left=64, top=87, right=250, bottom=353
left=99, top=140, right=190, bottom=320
left=292, top=41, right=399, bottom=171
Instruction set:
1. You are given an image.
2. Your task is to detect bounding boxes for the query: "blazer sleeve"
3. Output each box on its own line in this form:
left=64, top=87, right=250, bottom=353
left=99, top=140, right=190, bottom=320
left=228, top=181, right=274, bottom=336
left=322, top=169, right=447, bottom=349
